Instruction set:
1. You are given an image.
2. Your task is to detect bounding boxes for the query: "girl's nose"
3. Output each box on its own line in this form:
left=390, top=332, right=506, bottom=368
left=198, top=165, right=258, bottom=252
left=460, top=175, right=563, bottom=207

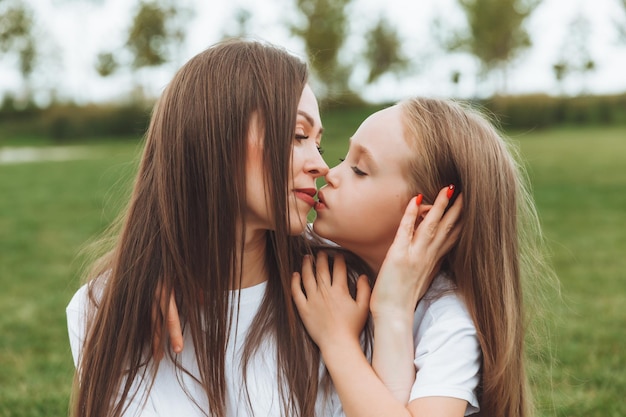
left=323, top=165, right=339, bottom=187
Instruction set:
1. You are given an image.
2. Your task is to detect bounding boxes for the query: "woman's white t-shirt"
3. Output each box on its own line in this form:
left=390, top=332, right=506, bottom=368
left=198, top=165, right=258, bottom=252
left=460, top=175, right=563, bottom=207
left=67, top=281, right=344, bottom=417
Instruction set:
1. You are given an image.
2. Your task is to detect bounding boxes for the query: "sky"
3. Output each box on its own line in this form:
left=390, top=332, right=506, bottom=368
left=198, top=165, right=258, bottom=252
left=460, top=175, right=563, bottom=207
left=2, top=0, right=626, bottom=104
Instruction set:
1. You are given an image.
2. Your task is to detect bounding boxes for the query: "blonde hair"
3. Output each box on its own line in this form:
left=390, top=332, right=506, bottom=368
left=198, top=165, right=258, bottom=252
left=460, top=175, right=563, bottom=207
left=400, top=97, right=558, bottom=417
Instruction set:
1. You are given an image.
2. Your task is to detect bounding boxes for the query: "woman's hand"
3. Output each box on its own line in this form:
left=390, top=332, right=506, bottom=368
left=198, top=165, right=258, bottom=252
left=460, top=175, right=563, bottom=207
left=371, top=186, right=463, bottom=319
left=291, top=251, right=371, bottom=351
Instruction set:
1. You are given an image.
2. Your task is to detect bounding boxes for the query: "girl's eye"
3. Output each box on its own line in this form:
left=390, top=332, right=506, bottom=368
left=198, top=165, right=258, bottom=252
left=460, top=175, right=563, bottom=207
left=317, top=145, right=324, bottom=155
left=295, top=134, right=309, bottom=140
left=339, top=158, right=345, bottom=162
left=351, top=166, right=367, bottom=176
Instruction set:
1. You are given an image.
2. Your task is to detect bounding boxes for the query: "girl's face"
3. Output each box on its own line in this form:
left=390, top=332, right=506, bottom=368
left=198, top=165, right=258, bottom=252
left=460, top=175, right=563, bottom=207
left=313, top=105, right=412, bottom=269
left=246, top=84, right=328, bottom=235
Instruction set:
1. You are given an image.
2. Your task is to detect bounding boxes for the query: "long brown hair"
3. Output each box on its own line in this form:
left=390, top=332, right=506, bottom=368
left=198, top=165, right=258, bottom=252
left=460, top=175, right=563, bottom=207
left=71, top=39, right=325, bottom=417
left=399, top=98, right=556, bottom=417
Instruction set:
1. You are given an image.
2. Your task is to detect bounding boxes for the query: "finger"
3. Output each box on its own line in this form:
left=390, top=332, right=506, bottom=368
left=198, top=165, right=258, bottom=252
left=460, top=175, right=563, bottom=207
left=316, top=251, right=331, bottom=287
left=436, top=221, right=463, bottom=258
left=441, top=192, right=463, bottom=226
left=167, top=291, right=183, bottom=353
left=430, top=193, right=463, bottom=250
left=300, top=255, right=318, bottom=295
left=332, top=253, right=348, bottom=289
left=413, top=186, right=452, bottom=244
left=291, top=272, right=308, bottom=309
left=391, top=195, right=422, bottom=249
left=355, top=274, right=372, bottom=309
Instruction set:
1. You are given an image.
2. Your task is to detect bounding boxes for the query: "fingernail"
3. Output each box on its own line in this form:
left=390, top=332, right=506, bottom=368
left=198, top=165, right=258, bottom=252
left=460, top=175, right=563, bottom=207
left=415, top=194, right=423, bottom=206
left=174, top=345, right=182, bottom=353
left=447, top=184, right=455, bottom=199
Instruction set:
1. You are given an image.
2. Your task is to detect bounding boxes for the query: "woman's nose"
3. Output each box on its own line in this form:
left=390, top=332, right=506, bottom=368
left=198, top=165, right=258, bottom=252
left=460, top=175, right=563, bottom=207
left=306, top=150, right=329, bottom=178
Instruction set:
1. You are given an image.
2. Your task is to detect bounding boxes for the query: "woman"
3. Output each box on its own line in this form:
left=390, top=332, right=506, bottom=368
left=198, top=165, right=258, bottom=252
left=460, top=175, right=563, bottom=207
left=294, top=98, right=554, bottom=417
left=67, top=39, right=336, bottom=417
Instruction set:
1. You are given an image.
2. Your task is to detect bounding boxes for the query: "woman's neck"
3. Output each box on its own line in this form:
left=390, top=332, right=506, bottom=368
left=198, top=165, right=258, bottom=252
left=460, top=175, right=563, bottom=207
left=233, top=227, right=269, bottom=289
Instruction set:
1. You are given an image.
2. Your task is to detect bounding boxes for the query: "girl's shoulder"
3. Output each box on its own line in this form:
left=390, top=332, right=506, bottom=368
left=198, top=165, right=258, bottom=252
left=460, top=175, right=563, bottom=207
left=415, top=273, right=474, bottom=330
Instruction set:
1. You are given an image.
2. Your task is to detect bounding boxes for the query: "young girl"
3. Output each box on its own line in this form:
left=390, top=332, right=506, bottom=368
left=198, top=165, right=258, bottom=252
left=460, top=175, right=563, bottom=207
left=293, top=97, right=554, bottom=417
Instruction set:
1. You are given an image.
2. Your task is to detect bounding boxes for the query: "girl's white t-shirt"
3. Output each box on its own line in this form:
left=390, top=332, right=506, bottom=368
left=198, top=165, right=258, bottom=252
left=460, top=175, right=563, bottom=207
left=409, top=274, right=481, bottom=415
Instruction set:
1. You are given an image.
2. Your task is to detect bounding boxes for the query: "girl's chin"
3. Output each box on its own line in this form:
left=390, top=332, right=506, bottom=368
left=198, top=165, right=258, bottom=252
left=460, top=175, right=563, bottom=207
left=311, top=221, right=332, bottom=240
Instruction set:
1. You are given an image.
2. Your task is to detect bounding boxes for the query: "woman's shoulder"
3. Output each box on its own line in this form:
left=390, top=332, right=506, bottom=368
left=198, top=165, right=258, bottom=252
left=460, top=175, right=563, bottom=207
left=66, top=273, right=109, bottom=314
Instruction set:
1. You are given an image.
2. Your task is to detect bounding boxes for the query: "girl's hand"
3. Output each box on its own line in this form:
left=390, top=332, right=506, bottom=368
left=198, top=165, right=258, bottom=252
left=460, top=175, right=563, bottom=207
left=291, top=251, right=371, bottom=350
left=371, top=186, right=463, bottom=319
left=151, top=285, right=184, bottom=360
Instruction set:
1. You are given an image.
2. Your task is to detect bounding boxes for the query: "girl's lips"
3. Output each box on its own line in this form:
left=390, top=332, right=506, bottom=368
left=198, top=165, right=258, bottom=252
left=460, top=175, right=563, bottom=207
left=294, top=188, right=317, bottom=206
left=315, top=191, right=327, bottom=211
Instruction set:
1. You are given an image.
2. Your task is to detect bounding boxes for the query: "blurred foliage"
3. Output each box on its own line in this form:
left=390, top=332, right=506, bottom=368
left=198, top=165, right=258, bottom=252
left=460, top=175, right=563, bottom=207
left=290, top=0, right=407, bottom=104
left=2, top=94, right=626, bottom=144
left=126, top=0, right=182, bottom=69
left=92, top=0, right=189, bottom=79
left=0, top=98, right=152, bottom=142
left=480, top=94, right=626, bottom=129
left=0, top=0, right=37, bottom=79
left=363, top=17, right=409, bottom=84
left=95, top=52, right=118, bottom=77
left=552, top=13, right=596, bottom=94
left=436, top=0, right=540, bottom=92
left=291, top=0, right=353, bottom=100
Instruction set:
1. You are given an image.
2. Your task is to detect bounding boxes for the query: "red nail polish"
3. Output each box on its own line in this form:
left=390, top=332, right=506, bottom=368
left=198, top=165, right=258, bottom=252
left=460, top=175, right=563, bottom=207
left=415, top=194, right=423, bottom=206
left=447, top=184, right=455, bottom=199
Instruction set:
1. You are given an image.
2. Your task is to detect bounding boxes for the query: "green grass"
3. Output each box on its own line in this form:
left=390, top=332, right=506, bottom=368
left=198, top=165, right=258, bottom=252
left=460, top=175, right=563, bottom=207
left=1, top=118, right=625, bottom=416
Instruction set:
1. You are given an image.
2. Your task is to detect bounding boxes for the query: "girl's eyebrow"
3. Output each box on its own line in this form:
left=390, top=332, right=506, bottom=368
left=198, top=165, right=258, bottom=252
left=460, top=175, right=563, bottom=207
left=348, top=137, right=377, bottom=168
left=297, top=110, right=324, bottom=135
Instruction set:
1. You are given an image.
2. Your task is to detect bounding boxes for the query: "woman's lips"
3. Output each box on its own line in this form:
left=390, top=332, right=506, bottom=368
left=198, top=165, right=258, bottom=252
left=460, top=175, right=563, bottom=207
left=294, top=188, right=317, bottom=206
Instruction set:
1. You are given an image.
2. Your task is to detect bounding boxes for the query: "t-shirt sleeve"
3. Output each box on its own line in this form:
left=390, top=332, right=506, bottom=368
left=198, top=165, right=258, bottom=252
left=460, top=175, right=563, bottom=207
left=66, top=284, right=90, bottom=367
left=409, top=296, right=481, bottom=416
left=66, top=284, right=160, bottom=417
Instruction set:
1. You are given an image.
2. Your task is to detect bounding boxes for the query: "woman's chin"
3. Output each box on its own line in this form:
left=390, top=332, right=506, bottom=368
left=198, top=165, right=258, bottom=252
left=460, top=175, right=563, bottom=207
left=288, top=215, right=309, bottom=235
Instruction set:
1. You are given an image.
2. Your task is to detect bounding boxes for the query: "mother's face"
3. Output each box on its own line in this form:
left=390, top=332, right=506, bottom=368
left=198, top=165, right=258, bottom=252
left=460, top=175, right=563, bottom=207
left=245, top=85, right=328, bottom=235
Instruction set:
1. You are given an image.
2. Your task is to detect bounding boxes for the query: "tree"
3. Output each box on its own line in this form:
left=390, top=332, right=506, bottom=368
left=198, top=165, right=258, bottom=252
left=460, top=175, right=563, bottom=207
left=290, top=0, right=407, bottom=103
left=552, top=12, right=596, bottom=95
left=290, top=0, right=352, bottom=101
left=95, top=52, right=118, bottom=77
left=363, top=17, right=409, bottom=84
left=442, top=0, right=540, bottom=94
left=93, top=0, right=190, bottom=100
left=0, top=0, right=37, bottom=96
left=125, top=0, right=186, bottom=70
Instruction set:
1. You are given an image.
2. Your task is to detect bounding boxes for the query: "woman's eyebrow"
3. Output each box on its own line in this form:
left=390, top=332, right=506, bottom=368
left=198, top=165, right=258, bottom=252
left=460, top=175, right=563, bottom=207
left=297, top=110, right=324, bottom=135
